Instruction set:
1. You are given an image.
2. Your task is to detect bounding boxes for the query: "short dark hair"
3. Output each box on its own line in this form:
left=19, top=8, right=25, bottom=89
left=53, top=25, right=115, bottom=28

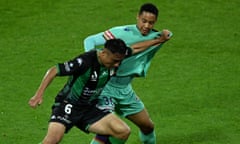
left=139, top=3, right=159, bottom=18
left=104, top=39, right=130, bottom=55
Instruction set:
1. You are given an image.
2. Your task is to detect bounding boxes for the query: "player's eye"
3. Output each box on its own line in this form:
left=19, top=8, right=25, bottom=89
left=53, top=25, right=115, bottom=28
left=142, top=19, right=147, bottom=23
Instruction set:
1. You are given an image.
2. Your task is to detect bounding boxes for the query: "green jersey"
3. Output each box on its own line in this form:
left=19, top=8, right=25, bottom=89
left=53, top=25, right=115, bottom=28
left=55, top=50, right=113, bottom=106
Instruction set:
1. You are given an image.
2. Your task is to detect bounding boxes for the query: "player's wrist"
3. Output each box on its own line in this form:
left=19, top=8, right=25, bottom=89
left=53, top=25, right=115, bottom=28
left=154, top=37, right=165, bottom=44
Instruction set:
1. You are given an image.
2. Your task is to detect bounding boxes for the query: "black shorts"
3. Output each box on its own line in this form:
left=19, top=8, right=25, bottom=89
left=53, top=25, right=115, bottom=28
left=49, top=101, right=111, bottom=133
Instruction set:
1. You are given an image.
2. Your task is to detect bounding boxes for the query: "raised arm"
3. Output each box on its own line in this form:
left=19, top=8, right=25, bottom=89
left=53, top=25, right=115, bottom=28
left=28, top=66, right=57, bottom=108
left=83, top=32, right=106, bottom=52
left=84, top=29, right=172, bottom=54
left=131, top=29, right=173, bottom=54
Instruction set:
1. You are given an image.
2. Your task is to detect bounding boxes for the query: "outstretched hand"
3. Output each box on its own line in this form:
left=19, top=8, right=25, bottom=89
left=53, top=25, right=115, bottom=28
left=156, top=29, right=172, bottom=43
left=28, top=94, right=43, bottom=108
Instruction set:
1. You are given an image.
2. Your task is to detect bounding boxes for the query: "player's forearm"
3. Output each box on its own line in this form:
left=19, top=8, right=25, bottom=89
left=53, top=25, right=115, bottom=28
left=35, top=67, right=57, bottom=97
left=83, top=32, right=106, bottom=52
left=131, top=39, right=163, bottom=54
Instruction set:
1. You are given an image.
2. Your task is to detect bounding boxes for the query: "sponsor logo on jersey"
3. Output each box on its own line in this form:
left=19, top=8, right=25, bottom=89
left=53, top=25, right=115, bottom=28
left=69, top=63, right=74, bottom=67
left=76, top=58, right=82, bottom=66
left=91, top=71, right=98, bottom=81
left=101, top=71, right=108, bottom=76
left=64, top=62, right=71, bottom=72
left=96, top=104, right=114, bottom=111
left=124, top=27, right=130, bottom=31
left=51, top=115, right=71, bottom=124
left=110, top=69, right=115, bottom=76
left=82, top=87, right=97, bottom=96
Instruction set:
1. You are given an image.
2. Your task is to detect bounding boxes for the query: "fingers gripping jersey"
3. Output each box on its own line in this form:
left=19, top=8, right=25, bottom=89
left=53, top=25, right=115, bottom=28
left=55, top=50, right=113, bottom=106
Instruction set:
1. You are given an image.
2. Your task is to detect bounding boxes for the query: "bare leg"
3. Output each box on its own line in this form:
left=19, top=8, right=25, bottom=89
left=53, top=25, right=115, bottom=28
left=126, top=108, right=154, bottom=134
left=127, top=108, right=156, bottom=144
left=89, top=113, right=130, bottom=143
left=42, top=122, right=66, bottom=144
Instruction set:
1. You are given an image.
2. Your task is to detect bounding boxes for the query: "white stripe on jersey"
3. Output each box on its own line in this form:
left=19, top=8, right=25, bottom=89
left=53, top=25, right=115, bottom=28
left=103, top=30, right=115, bottom=40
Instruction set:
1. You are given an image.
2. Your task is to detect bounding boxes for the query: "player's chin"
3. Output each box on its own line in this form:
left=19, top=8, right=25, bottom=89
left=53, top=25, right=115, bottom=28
left=141, top=30, right=150, bottom=35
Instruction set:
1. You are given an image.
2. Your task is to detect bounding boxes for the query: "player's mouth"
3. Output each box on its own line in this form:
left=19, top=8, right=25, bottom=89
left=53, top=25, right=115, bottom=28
left=142, top=29, right=149, bottom=35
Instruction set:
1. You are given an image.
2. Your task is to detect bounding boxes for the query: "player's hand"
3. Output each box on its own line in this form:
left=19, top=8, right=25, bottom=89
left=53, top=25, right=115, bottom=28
left=162, top=29, right=172, bottom=41
left=28, top=94, right=43, bottom=108
left=156, top=29, right=172, bottom=44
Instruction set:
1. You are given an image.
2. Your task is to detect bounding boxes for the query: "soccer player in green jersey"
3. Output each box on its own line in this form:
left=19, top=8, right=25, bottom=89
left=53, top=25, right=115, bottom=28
left=28, top=39, right=132, bottom=144
left=84, top=3, right=172, bottom=144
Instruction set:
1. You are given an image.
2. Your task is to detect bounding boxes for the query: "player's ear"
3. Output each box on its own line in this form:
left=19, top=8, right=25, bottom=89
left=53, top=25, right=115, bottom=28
left=136, top=14, right=139, bottom=20
left=101, top=49, right=106, bottom=55
left=101, top=48, right=109, bottom=56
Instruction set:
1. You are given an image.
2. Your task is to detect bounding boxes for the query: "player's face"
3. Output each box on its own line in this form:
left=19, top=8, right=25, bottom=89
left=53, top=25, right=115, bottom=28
left=101, top=49, right=125, bottom=68
left=137, top=11, right=157, bottom=35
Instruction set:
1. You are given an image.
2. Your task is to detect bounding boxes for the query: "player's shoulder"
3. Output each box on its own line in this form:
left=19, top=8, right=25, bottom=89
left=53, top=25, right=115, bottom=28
left=110, top=24, right=136, bottom=31
left=77, top=50, right=97, bottom=65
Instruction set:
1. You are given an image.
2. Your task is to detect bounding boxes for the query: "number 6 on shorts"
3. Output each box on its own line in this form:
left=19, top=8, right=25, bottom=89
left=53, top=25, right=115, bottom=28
left=64, top=104, right=73, bottom=114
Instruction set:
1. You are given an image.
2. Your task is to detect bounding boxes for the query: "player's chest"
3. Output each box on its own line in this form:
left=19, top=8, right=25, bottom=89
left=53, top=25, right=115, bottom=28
left=89, top=67, right=110, bottom=86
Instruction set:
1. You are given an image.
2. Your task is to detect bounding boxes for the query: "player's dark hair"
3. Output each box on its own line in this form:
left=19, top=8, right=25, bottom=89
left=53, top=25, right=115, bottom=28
left=139, top=3, right=159, bottom=18
left=104, top=39, right=130, bottom=55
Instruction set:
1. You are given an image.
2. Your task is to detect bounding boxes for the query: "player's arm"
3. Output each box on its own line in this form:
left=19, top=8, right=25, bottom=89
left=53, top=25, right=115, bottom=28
left=131, top=29, right=173, bottom=54
left=83, top=27, right=122, bottom=52
left=84, top=32, right=106, bottom=52
left=28, top=66, right=57, bottom=108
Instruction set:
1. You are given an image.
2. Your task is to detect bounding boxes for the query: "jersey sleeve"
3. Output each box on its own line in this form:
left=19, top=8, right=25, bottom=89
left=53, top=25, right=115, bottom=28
left=84, top=25, right=133, bottom=52
left=103, top=26, right=125, bottom=40
left=83, top=32, right=106, bottom=52
left=56, top=55, right=88, bottom=76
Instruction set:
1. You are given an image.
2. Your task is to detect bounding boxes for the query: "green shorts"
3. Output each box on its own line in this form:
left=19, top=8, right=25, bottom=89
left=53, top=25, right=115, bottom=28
left=96, top=83, right=144, bottom=117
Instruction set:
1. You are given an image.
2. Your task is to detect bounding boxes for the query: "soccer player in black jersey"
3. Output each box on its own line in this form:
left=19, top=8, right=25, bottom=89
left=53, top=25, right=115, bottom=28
left=29, top=39, right=131, bottom=144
